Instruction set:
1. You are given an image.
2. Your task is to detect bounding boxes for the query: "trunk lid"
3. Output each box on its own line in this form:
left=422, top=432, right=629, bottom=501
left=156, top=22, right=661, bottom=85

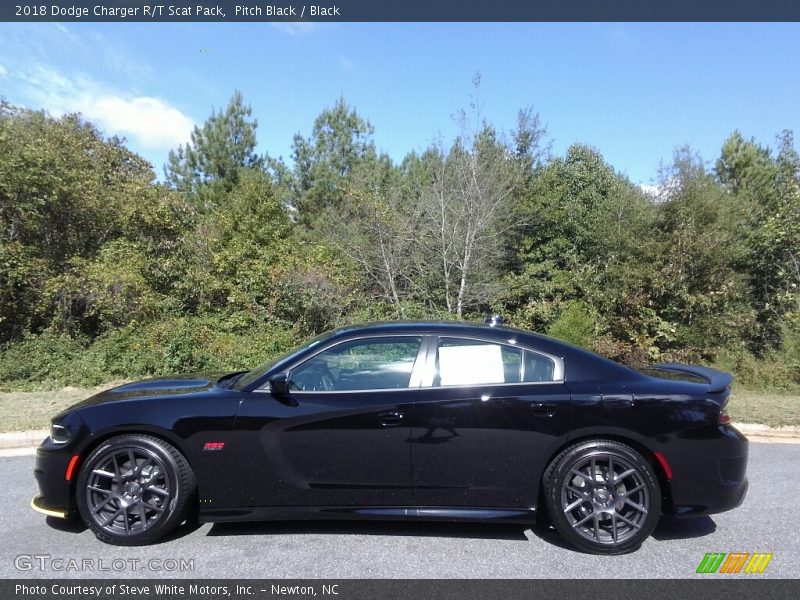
left=646, top=363, right=733, bottom=393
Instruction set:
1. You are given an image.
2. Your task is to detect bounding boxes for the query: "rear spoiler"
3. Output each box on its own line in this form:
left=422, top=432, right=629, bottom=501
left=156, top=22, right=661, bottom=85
left=651, top=363, right=734, bottom=393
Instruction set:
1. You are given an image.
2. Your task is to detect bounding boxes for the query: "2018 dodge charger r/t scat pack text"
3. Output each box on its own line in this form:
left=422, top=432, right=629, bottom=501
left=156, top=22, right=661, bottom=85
left=32, top=320, right=748, bottom=554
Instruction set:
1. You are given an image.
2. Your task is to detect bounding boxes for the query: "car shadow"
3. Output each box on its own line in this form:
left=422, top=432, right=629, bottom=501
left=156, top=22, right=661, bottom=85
left=524, top=521, right=577, bottom=551
left=46, top=515, right=87, bottom=534
left=156, top=518, right=205, bottom=544
left=207, top=515, right=718, bottom=548
left=45, top=514, right=717, bottom=547
left=208, top=519, right=531, bottom=541
left=45, top=515, right=204, bottom=544
left=527, top=516, right=719, bottom=553
left=652, top=515, right=717, bottom=540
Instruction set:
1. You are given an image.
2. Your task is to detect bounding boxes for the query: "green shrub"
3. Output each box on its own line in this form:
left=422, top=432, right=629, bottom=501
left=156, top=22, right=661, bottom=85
left=0, top=333, right=90, bottom=389
left=546, top=300, right=596, bottom=349
left=0, top=317, right=299, bottom=391
left=713, top=346, right=799, bottom=390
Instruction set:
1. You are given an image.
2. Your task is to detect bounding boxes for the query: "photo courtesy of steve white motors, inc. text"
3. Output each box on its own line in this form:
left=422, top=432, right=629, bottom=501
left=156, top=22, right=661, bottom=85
left=14, top=583, right=339, bottom=597
left=15, top=4, right=341, bottom=18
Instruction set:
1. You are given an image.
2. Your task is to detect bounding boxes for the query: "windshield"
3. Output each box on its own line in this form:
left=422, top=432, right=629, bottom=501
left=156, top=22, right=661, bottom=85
left=233, top=329, right=336, bottom=390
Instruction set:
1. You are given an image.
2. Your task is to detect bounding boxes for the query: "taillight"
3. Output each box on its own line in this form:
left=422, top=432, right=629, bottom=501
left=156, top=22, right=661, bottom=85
left=719, top=403, right=731, bottom=425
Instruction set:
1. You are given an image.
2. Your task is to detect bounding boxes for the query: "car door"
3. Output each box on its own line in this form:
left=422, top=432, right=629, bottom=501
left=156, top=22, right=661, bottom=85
left=411, top=336, right=572, bottom=509
left=235, top=335, right=424, bottom=507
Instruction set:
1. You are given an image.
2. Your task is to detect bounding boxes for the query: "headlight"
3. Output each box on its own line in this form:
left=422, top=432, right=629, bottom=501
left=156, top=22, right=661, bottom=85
left=50, top=423, right=72, bottom=444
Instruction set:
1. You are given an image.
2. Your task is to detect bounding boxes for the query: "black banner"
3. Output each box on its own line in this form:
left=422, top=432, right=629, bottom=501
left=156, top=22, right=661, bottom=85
left=3, top=0, right=800, bottom=22
left=4, top=580, right=800, bottom=600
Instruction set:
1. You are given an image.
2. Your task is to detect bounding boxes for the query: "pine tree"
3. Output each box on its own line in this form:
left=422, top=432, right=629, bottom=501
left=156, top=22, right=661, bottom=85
left=291, top=97, right=375, bottom=227
left=165, top=90, right=261, bottom=208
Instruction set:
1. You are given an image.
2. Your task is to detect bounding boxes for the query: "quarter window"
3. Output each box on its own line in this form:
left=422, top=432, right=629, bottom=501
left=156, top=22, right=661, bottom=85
left=289, top=337, right=422, bottom=392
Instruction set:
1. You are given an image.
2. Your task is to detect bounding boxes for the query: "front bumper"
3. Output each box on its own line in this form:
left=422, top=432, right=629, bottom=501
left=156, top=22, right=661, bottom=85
left=32, top=438, right=75, bottom=519
left=30, top=494, right=69, bottom=519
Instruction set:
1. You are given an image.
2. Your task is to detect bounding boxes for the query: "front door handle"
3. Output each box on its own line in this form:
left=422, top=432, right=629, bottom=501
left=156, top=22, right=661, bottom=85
left=378, top=411, right=404, bottom=427
left=530, top=402, right=557, bottom=417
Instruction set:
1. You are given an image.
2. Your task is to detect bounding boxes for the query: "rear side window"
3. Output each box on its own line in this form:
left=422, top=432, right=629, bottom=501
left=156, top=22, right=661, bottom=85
left=524, top=350, right=555, bottom=382
left=433, top=337, right=556, bottom=386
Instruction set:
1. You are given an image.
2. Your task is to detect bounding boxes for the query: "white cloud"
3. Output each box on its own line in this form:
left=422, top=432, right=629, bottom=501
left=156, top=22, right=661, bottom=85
left=270, top=22, right=320, bottom=36
left=87, top=31, right=152, bottom=80
left=0, top=64, right=7, bottom=78
left=640, top=180, right=679, bottom=203
left=16, top=65, right=193, bottom=151
left=90, top=96, right=194, bottom=150
left=639, top=184, right=661, bottom=197
left=50, top=23, right=81, bottom=46
left=337, top=55, right=356, bottom=71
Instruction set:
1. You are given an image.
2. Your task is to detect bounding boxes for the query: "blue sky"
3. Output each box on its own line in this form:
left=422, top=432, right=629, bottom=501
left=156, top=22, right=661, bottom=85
left=0, top=22, right=798, bottom=185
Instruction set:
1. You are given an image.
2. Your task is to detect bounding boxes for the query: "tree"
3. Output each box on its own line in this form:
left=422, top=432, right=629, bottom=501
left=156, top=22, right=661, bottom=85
left=168, top=169, right=290, bottom=316
left=503, top=143, right=658, bottom=361
left=0, top=104, right=163, bottom=341
left=716, top=130, right=800, bottom=351
left=291, top=98, right=376, bottom=227
left=418, top=124, right=525, bottom=318
left=652, top=147, right=753, bottom=356
left=165, top=90, right=261, bottom=207
left=716, top=130, right=776, bottom=198
left=319, top=154, right=422, bottom=317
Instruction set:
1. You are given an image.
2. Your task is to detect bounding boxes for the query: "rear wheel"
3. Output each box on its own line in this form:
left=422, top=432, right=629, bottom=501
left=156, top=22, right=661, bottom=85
left=76, top=434, right=195, bottom=545
left=543, top=440, right=661, bottom=554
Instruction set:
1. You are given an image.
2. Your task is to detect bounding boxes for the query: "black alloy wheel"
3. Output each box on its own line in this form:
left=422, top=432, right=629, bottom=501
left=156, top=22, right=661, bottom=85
left=543, top=440, right=661, bottom=554
left=76, top=435, right=195, bottom=545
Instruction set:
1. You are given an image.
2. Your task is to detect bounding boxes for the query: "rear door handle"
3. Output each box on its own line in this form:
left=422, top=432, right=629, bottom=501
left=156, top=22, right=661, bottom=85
left=530, top=402, right=557, bottom=417
left=378, top=411, right=404, bottom=427
left=601, top=394, right=634, bottom=408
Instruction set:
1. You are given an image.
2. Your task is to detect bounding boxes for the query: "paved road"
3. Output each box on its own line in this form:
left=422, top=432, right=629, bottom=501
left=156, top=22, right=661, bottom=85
left=1, top=443, right=797, bottom=579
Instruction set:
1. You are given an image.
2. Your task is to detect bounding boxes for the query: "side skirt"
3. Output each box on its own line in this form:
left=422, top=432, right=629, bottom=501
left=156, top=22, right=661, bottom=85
left=199, top=506, right=537, bottom=525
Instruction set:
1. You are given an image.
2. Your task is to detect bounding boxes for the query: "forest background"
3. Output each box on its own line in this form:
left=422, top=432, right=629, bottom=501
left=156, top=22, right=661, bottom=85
left=1, top=86, right=798, bottom=425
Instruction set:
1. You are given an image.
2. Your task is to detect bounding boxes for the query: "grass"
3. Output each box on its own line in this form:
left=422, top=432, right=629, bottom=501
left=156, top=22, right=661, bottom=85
left=727, top=387, right=800, bottom=428
left=0, top=383, right=797, bottom=432
left=0, top=383, right=124, bottom=431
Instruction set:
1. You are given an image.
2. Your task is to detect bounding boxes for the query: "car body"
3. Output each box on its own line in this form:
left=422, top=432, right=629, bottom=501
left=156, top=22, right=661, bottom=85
left=32, top=320, right=748, bottom=553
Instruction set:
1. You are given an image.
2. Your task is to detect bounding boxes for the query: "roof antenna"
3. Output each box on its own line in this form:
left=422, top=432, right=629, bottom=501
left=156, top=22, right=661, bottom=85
left=485, top=314, right=504, bottom=327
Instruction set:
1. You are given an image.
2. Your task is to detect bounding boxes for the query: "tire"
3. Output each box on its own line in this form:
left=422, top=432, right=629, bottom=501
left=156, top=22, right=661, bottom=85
left=543, top=440, right=661, bottom=554
left=75, top=434, right=195, bottom=546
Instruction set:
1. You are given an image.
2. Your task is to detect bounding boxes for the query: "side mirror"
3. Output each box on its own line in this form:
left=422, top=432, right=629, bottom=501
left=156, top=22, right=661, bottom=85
left=269, top=373, right=298, bottom=406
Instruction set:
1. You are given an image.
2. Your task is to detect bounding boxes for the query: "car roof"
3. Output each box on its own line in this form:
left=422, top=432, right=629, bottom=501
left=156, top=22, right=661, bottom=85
left=327, top=320, right=641, bottom=383
left=331, top=320, right=543, bottom=339
left=328, top=320, right=572, bottom=356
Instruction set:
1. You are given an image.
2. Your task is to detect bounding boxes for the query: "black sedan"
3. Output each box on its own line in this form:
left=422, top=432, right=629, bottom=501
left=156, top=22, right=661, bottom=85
left=32, top=320, right=748, bottom=554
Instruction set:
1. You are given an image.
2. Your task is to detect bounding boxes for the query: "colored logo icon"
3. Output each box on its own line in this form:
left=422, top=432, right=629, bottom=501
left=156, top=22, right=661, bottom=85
left=696, top=552, right=773, bottom=574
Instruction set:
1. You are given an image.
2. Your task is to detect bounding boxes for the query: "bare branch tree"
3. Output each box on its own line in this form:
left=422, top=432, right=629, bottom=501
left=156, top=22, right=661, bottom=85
left=417, top=99, right=531, bottom=318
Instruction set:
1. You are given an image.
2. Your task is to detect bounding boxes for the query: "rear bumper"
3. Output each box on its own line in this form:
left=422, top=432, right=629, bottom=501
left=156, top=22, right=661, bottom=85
left=665, top=424, right=749, bottom=518
left=670, top=476, right=749, bottom=517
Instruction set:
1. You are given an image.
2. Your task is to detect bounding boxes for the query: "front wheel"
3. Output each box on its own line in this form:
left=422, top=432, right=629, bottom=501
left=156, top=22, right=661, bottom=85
left=76, top=434, right=195, bottom=545
left=543, top=440, right=661, bottom=554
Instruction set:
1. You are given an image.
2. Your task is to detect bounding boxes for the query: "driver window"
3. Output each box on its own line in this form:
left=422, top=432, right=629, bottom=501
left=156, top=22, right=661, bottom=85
left=288, top=337, right=422, bottom=392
